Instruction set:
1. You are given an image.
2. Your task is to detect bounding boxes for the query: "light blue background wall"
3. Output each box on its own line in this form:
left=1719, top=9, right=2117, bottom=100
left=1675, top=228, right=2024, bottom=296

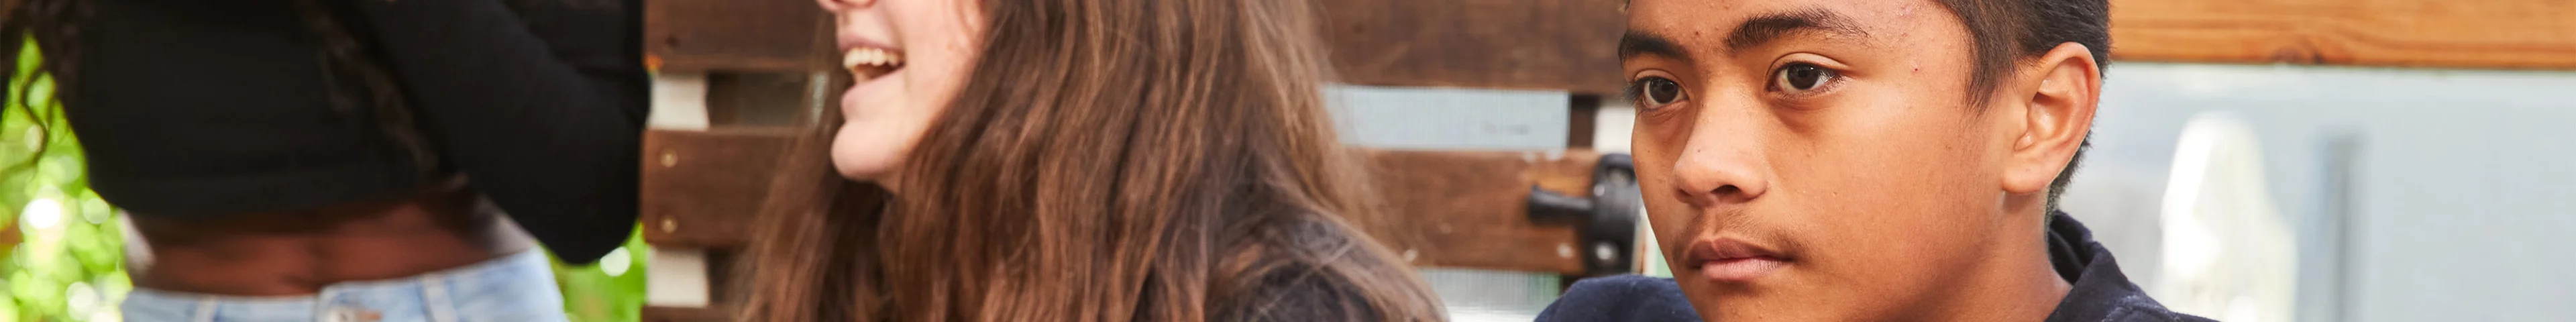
left=2064, top=63, right=2576, bottom=322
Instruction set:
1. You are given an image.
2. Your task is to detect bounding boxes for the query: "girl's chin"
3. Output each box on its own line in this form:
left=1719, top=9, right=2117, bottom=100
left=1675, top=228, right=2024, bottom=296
left=832, top=165, right=902, bottom=195
left=826, top=148, right=898, bottom=180
left=830, top=160, right=892, bottom=181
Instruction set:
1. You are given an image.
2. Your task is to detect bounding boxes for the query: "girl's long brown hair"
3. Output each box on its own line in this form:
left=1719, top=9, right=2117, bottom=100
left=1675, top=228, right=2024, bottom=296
left=737, top=0, right=1444, bottom=321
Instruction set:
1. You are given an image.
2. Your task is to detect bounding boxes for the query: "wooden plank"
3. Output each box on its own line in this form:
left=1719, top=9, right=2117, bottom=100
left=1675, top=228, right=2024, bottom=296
left=645, top=0, right=1633, bottom=92
left=645, top=0, right=836, bottom=72
left=1311, top=0, right=2576, bottom=89
left=637, top=133, right=1609, bottom=274
left=2110, top=0, right=2576, bottom=69
left=636, top=148, right=1613, bottom=319
left=1362, top=150, right=1602, bottom=275
left=704, top=72, right=826, bottom=127
left=1567, top=95, right=1601, bottom=148
left=641, top=307, right=731, bottom=322
left=640, top=127, right=802, bottom=248
left=1316, top=0, right=1627, bottom=94
left=645, top=0, right=2576, bottom=94
left=639, top=250, right=741, bottom=322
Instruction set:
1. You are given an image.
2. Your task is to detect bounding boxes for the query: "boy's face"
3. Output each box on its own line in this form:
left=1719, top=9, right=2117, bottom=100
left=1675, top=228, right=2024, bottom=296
left=1625, top=0, right=2038, bottom=320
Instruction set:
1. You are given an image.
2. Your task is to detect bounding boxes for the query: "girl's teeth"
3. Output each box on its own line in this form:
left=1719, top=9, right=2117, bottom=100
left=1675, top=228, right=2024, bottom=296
left=844, top=48, right=905, bottom=68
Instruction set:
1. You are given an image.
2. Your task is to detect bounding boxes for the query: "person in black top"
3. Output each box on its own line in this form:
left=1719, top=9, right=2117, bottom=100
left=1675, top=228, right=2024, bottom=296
left=2, top=0, right=643, bottom=320
left=1543, top=0, right=2214, bottom=320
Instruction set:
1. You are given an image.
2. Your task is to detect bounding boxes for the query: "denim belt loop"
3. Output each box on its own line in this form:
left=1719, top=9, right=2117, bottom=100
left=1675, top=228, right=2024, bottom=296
left=423, top=272, right=457, bottom=322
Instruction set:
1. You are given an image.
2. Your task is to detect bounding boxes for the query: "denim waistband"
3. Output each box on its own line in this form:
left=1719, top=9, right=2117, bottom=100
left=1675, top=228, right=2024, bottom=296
left=121, top=250, right=567, bottom=322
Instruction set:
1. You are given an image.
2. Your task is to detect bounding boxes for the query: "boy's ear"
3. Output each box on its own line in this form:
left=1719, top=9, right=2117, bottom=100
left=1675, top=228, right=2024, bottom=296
left=2000, top=43, right=2100, bottom=195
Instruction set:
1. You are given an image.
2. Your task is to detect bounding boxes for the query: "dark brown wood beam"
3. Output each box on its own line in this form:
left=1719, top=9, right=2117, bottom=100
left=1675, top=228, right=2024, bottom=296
left=1315, top=0, right=1630, bottom=94
left=639, top=127, right=802, bottom=248
left=645, top=0, right=837, bottom=72
left=645, top=0, right=1637, bottom=92
left=648, top=0, right=2576, bottom=92
left=641, top=306, right=732, bottom=322
left=635, top=134, right=1617, bottom=320
left=1361, top=150, right=1606, bottom=275
left=638, top=127, right=1610, bottom=274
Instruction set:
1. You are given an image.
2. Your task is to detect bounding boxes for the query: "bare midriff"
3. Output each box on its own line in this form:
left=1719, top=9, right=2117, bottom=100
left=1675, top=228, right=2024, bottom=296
left=127, top=182, right=534, bottom=296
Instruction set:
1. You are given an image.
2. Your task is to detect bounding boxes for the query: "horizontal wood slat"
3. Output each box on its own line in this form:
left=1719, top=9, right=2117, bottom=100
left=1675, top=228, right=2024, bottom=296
left=1315, top=0, right=1629, bottom=94
left=645, top=0, right=836, bottom=72
left=637, top=128, right=1610, bottom=274
left=641, top=307, right=731, bottom=322
left=640, top=127, right=802, bottom=248
left=646, top=0, right=2576, bottom=92
left=637, top=142, right=1615, bottom=321
left=1363, top=150, right=1604, bottom=275
left=2111, top=0, right=2576, bottom=69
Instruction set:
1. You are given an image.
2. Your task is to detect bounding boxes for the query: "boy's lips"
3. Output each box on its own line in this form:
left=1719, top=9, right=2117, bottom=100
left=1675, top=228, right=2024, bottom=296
left=1687, top=238, right=1792, bottom=282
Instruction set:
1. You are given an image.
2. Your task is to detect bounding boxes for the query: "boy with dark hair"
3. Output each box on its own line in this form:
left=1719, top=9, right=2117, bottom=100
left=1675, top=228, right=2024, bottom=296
left=1537, top=0, right=2213, bottom=321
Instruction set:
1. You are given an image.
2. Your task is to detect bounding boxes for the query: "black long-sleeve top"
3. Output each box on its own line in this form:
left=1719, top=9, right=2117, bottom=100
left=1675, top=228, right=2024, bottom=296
left=49, top=0, right=645, bottom=262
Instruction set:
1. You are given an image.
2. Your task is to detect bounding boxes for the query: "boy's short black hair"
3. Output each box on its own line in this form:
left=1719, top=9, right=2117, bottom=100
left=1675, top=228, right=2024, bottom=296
left=1937, top=0, right=2111, bottom=212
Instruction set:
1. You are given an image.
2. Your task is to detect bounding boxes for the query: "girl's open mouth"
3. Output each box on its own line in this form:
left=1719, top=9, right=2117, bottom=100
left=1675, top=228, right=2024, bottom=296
left=843, top=46, right=906, bottom=82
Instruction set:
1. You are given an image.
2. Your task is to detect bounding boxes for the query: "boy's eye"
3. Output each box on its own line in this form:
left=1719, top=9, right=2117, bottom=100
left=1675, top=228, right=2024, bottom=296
left=1772, top=63, right=1837, bottom=94
left=1636, top=76, right=1688, bottom=107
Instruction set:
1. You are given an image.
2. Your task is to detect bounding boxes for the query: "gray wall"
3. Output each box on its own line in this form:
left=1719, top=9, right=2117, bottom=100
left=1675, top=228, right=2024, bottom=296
left=2063, top=63, right=2576, bottom=322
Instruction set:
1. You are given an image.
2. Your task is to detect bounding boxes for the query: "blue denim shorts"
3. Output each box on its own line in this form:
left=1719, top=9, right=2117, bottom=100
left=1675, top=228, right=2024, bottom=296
left=121, top=250, right=569, bottom=322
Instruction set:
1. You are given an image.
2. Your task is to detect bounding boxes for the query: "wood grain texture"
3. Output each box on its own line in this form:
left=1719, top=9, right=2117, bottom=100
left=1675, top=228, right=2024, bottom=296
left=1362, top=150, right=1603, bottom=275
left=637, top=136, right=1611, bottom=274
left=1316, top=0, right=1628, bottom=94
left=641, top=306, right=731, bottom=322
left=645, top=0, right=2576, bottom=93
left=639, top=250, right=743, bottom=322
left=638, top=250, right=745, bottom=321
left=2111, top=0, right=2576, bottom=68
left=639, top=127, right=802, bottom=248
left=645, top=0, right=836, bottom=72
left=646, top=0, right=1635, bottom=92
left=633, top=148, right=1609, bottom=319
left=702, top=72, right=822, bottom=127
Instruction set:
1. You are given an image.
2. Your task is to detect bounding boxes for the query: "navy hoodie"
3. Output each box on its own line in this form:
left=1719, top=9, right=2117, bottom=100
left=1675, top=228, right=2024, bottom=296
left=1536, top=212, right=2216, bottom=322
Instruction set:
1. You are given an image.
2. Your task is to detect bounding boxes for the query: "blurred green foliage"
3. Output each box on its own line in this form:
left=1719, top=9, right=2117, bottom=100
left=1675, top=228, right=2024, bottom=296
left=553, top=226, right=651, bottom=322
left=2, top=37, right=126, bottom=322
left=0, top=38, right=647, bottom=322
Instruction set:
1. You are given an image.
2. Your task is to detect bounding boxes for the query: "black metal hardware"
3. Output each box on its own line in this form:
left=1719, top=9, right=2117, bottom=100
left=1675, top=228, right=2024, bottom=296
left=1527, top=153, right=1642, bottom=277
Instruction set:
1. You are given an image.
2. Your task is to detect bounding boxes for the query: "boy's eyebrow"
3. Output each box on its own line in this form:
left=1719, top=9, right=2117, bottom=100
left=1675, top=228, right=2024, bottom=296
left=1618, top=31, right=1688, bottom=61
left=1618, top=9, right=1868, bottom=62
left=1723, top=9, right=1868, bottom=54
